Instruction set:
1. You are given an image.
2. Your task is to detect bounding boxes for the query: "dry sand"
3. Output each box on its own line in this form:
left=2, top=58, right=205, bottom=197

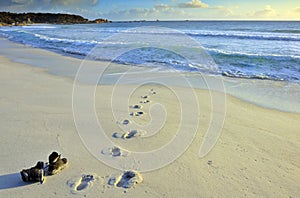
left=0, top=41, right=300, bottom=197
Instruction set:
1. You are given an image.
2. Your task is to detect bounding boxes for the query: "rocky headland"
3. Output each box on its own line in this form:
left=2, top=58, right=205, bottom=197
left=0, top=12, right=110, bottom=26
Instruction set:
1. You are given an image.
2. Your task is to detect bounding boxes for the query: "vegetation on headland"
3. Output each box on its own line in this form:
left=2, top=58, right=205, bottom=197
left=0, top=12, right=110, bottom=26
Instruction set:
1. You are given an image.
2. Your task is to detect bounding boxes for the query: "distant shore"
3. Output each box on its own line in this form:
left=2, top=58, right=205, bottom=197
left=0, top=12, right=110, bottom=26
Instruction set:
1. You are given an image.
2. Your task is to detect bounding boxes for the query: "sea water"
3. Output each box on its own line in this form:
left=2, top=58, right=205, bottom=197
left=1, top=21, right=300, bottom=82
left=0, top=21, right=299, bottom=112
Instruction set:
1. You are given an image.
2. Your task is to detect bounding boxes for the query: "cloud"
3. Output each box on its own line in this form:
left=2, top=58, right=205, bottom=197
left=103, top=5, right=192, bottom=21
left=9, top=0, right=29, bottom=5
left=49, top=0, right=98, bottom=7
left=0, top=0, right=100, bottom=19
left=178, top=0, right=209, bottom=8
left=219, top=8, right=234, bottom=16
left=253, top=5, right=276, bottom=17
left=154, top=4, right=171, bottom=11
left=294, top=7, right=300, bottom=13
left=0, top=0, right=99, bottom=11
left=0, top=0, right=42, bottom=11
left=103, top=2, right=238, bottom=20
left=0, top=0, right=29, bottom=6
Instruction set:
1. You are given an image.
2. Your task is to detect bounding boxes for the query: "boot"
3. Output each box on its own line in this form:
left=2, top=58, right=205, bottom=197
left=47, top=151, right=68, bottom=175
left=20, top=161, right=45, bottom=184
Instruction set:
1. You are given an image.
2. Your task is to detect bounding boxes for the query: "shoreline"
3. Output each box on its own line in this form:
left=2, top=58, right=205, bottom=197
left=0, top=37, right=299, bottom=114
left=0, top=37, right=300, bottom=197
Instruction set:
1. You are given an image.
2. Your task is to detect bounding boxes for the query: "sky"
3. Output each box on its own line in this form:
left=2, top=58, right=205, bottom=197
left=0, top=0, right=299, bottom=21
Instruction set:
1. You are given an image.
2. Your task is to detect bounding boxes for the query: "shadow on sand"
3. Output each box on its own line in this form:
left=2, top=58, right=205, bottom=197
left=0, top=173, right=34, bottom=190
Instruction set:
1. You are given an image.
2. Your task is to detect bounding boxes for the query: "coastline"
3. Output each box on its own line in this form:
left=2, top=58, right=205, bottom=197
left=0, top=37, right=299, bottom=114
left=0, top=37, right=300, bottom=197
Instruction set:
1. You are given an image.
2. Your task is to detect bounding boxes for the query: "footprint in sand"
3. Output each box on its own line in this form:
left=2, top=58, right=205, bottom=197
left=112, top=132, right=122, bottom=138
left=101, top=146, right=129, bottom=157
left=141, top=95, right=149, bottom=99
left=112, top=130, right=146, bottom=139
left=130, top=111, right=144, bottom=116
left=149, top=88, right=157, bottom=95
left=76, top=175, right=94, bottom=191
left=122, top=119, right=130, bottom=125
left=117, top=119, right=130, bottom=125
left=140, top=99, right=150, bottom=104
left=139, top=89, right=157, bottom=103
left=108, top=171, right=143, bottom=189
left=122, top=129, right=146, bottom=139
left=130, top=104, right=143, bottom=109
left=68, top=174, right=98, bottom=194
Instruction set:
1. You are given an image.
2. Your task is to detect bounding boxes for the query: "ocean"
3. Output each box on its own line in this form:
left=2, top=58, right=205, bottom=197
left=1, top=21, right=300, bottom=83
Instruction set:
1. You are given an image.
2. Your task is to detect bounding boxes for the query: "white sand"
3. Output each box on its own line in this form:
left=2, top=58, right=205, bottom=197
left=0, top=40, right=300, bottom=197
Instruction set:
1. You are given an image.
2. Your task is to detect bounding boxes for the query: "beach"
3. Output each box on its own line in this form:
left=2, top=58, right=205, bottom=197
left=0, top=38, right=299, bottom=197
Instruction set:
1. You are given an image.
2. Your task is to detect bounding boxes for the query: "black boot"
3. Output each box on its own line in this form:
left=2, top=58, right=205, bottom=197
left=20, top=161, right=45, bottom=184
left=47, top=151, right=68, bottom=175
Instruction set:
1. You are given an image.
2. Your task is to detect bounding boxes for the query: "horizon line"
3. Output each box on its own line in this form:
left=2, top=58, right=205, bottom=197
left=111, top=19, right=300, bottom=22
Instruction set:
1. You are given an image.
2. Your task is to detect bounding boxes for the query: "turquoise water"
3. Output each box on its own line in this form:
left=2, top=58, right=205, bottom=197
left=0, top=21, right=300, bottom=82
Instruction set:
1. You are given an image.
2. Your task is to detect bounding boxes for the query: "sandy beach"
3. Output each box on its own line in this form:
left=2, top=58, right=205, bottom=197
left=0, top=39, right=300, bottom=197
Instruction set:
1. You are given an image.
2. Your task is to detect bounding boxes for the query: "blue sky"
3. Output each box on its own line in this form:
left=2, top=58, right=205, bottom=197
left=0, top=0, right=299, bottom=20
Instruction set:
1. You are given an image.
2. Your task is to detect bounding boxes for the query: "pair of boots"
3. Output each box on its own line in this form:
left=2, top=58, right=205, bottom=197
left=20, top=151, right=68, bottom=184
